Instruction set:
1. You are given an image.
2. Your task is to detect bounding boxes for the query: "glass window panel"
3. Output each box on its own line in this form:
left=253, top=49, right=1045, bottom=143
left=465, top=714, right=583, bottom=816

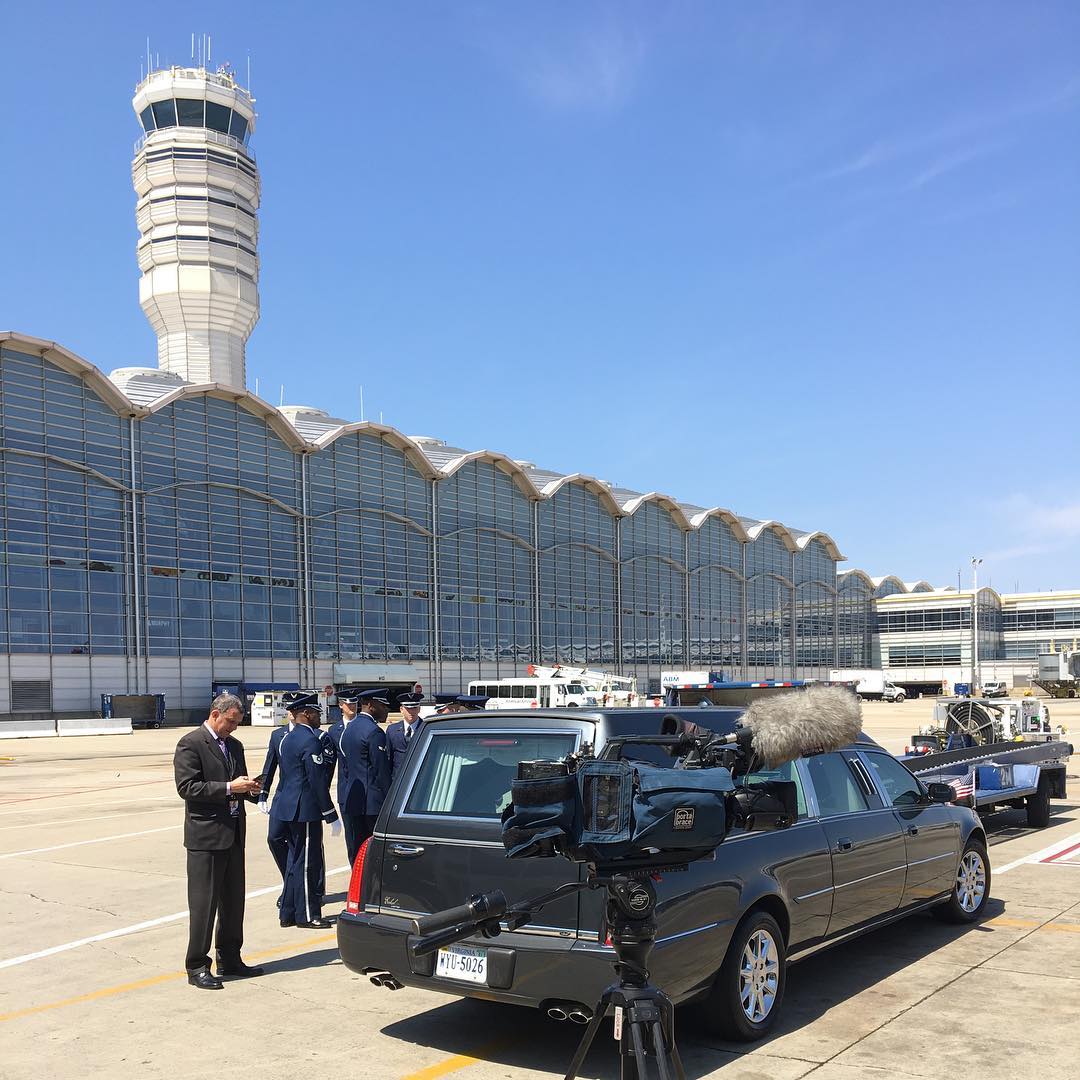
left=205, top=101, right=231, bottom=133
left=151, top=99, right=176, bottom=128
left=176, top=98, right=204, bottom=127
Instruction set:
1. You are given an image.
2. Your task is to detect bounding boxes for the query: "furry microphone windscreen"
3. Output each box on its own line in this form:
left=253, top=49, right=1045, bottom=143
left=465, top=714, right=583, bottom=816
left=742, top=685, right=863, bottom=768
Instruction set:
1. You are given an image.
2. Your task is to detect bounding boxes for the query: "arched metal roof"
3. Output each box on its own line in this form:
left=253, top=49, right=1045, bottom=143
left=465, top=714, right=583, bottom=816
left=439, top=449, right=542, bottom=500
left=838, top=568, right=877, bottom=591
left=312, top=421, right=439, bottom=479
left=538, top=473, right=624, bottom=517
left=141, top=383, right=309, bottom=451
left=745, top=520, right=800, bottom=553
left=3, top=330, right=859, bottom=562
left=1, top=332, right=139, bottom=415
left=619, top=492, right=694, bottom=531
left=794, top=530, right=846, bottom=561
left=687, top=507, right=751, bottom=542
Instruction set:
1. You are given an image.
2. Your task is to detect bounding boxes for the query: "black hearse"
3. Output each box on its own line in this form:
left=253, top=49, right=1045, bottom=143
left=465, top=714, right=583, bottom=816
left=337, top=708, right=988, bottom=1041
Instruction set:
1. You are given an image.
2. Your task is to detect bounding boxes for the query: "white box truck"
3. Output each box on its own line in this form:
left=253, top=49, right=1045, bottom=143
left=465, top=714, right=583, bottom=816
left=829, top=669, right=906, bottom=702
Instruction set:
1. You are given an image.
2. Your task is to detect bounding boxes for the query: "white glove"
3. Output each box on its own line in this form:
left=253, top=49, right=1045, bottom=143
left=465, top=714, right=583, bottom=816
left=258, top=799, right=270, bottom=816
left=330, top=819, right=342, bottom=838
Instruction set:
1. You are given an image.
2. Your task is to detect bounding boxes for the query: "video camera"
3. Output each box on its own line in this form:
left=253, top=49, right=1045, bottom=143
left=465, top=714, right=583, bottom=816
left=501, top=683, right=863, bottom=872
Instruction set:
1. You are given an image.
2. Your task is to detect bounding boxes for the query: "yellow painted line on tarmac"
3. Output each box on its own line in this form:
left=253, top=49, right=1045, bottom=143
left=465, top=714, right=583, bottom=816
left=398, top=1041, right=508, bottom=1080
left=987, top=916, right=1080, bottom=933
left=0, top=932, right=337, bottom=1023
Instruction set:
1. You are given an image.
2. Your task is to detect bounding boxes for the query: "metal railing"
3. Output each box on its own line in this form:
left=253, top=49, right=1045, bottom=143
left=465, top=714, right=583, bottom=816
left=135, top=66, right=253, bottom=103
left=134, top=127, right=254, bottom=160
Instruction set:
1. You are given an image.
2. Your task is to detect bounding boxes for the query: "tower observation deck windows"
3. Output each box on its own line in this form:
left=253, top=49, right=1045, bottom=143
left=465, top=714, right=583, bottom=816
left=139, top=99, right=251, bottom=145
left=176, top=99, right=204, bottom=127
left=150, top=99, right=176, bottom=129
left=205, top=101, right=231, bottom=134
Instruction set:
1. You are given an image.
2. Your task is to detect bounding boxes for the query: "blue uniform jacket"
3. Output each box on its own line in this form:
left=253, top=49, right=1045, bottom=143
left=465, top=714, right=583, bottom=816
left=338, top=713, right=391, bottom=816
left=269, top=725, right=339, bottom=824
left=328, top=720, right=350, bottom=805
left=257, top=724, right=289, bottom=806
left=386, top=719, right=422, bottom=779
left=315, top=727, right=337, bottom=786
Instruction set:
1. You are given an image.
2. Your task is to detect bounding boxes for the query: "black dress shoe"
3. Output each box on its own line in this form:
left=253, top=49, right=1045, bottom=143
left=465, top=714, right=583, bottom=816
left=280, top=918, right=296, bottom=928
left=295, top=917, right=333, bottom=929
left=217, top=961, right=264, bottom=978
left=188, top=969, right=224, bottom=990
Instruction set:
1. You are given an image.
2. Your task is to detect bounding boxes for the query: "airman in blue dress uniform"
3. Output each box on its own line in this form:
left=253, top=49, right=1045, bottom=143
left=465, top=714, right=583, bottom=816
left=327, top=687, right=359, bottom=833
left=257, top=713, right=293, bottom=902
left=338, top=687, right=392, bottom=865
left=386, top=690, right=425, bottom=780
left=271, top=691, right=340, bottom=929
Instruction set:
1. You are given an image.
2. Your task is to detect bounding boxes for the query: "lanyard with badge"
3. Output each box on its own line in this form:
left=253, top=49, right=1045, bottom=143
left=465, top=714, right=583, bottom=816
left=219, top=738, right=240, bottom=817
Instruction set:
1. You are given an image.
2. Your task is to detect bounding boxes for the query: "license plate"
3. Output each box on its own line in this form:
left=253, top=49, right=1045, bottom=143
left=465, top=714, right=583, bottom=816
left=435, top=944, right=487, bottom=984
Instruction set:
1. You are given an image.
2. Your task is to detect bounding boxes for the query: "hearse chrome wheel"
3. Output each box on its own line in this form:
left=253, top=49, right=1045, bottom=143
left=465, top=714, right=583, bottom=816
left=739, top=928, right=779, bottom=1023
left=956, top=849, right=987, bottom=913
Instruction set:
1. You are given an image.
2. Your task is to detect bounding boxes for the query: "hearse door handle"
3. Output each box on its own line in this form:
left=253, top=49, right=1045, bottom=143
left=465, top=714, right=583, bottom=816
left=390, top=844, right=425, bottom=858
left=908, top=825, right=919, bottom=836
left=835, top=837, right=853, bottom=852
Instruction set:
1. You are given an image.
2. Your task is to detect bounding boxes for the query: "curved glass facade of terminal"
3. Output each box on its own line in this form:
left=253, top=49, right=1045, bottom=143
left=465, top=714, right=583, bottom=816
left=0, top=344, right=852, bottom=708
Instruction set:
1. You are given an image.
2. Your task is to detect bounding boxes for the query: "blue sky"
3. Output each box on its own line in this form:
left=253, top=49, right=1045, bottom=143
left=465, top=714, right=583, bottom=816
left=2, top=2, right=1078, bottom=591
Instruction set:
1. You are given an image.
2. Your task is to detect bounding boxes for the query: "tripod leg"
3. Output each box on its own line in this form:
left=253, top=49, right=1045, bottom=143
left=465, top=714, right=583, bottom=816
left=625, top=1015, right=651, bottom=1080
left=563, top=1000, right=608, bottom=1080
left=657, top=997, right=685, bottom=1080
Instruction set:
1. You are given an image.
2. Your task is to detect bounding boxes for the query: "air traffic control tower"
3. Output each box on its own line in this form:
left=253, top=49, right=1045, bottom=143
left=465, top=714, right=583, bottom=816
left=132, top=65, right=259, bottom=389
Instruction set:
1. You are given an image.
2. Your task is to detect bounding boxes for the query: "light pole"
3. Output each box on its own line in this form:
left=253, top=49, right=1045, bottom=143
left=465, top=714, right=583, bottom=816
left=971, top=556, right=983, bottom=692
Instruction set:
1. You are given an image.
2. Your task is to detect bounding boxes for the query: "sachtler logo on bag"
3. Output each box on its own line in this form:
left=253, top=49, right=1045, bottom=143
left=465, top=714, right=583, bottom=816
left=673, top=807, right=695, bottom=830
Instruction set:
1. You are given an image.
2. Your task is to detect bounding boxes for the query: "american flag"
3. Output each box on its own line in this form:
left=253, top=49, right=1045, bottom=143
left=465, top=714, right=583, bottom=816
left=946, top=775, right=975, bottom=800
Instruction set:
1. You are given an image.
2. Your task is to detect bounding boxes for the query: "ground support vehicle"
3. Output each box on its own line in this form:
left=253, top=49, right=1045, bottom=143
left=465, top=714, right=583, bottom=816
left=1033, top=650, right=1080, bottom=698
left=468, top=677, right=598, bottom=709
left=338, top=707, right=988, bottom=1042
left=907, top=697, right=1067, bottom=752
left=662, top=676, right=818, bottom=707
left=527, top=665, right=638, bottom=706
left=828, top=669, right=907, bottom=702
left=900, top=739, right=1072, bottom=828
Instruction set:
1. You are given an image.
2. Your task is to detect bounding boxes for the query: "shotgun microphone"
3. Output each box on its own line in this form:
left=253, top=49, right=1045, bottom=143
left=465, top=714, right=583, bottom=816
left=663, top=684, right=863, bottom=769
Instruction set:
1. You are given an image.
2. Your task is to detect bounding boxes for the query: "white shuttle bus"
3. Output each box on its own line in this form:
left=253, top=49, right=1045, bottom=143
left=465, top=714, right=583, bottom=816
left=467, top=678, right=597, bottom=710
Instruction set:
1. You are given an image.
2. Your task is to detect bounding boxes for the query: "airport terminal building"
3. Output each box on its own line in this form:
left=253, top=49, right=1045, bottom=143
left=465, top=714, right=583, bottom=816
left=0, top=63, right=1073, bottom=721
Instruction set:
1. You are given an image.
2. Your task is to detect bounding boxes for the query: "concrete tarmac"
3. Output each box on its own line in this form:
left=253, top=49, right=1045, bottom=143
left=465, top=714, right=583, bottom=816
left=1, top=699, right=1078, bottom=1080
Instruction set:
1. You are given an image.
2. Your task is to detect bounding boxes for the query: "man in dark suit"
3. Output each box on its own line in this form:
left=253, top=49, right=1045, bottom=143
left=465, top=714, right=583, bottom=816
left=271, top=692, right=341, bottom=929
left=386, top=690, right=424, bottom=780
left=338, top=688, right=392, bottom=864
left=174, top=693, right=264, bottom=990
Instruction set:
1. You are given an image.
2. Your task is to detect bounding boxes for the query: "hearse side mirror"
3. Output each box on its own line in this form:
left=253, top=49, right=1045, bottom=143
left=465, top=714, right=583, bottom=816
left=926, top=782, right=955, bottom=804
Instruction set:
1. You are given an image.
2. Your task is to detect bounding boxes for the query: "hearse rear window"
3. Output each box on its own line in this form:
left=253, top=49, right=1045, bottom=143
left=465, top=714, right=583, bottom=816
left=405, top=732, right=577, bottom=818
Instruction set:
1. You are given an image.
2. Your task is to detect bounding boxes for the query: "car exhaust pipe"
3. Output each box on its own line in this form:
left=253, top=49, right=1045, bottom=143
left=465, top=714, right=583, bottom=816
left=568, top=1008, right=592, bottom=1025
left=369, top=973, right=403, bottom=990
left=547, top=1006, right=569, bottom=1021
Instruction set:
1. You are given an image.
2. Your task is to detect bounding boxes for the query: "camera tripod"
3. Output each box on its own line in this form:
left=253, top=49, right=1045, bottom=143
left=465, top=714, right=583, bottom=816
left=411, top=870, right=685, bottom=1080
left=563, top=874, right=684, bottom=1080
